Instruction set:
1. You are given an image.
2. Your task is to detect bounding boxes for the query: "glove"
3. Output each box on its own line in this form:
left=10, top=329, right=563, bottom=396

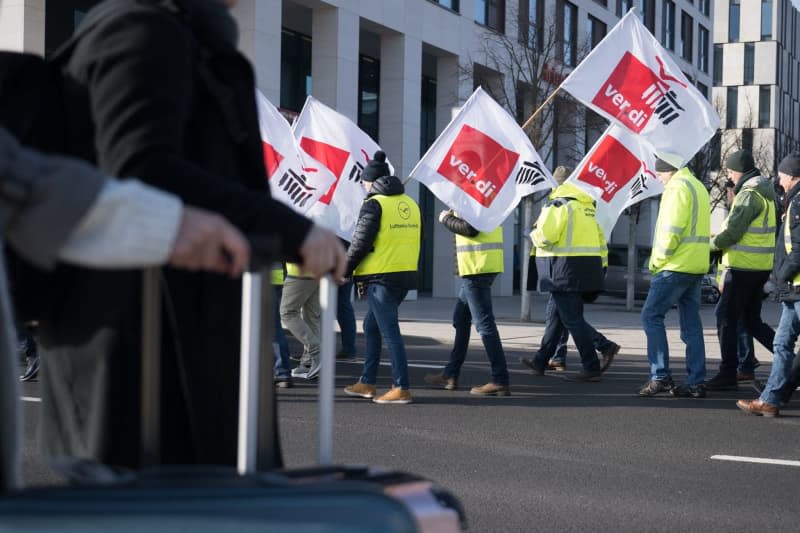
left=438, top=210, right=452, bottom=224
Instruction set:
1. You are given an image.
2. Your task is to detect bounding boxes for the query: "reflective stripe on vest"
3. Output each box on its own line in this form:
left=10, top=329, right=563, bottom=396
left=536, top=201, right=604, bottom=257
left=455, top=226, right=504, bottom=276
left=783, top=201, right=800, bottom=287
left=353, top=194, right=421, bottom=276
left=722, top=186, right=776, bottom=271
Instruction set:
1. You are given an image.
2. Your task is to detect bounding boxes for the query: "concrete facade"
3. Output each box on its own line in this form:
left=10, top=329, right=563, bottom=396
left=1, top=0, right=715, bottom=297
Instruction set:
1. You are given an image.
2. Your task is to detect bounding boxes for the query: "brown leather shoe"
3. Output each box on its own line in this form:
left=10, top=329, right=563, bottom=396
left=546, top=360, right=566, bottom=372
left=736, top=399, right=779, bottom=418
left=600, top=343, right=620, bottom=373
left=424, top=372, right=458, bottom=390
left=737, top=372, right=755, bottom=382
left=469, top=382, right=511, bottom=396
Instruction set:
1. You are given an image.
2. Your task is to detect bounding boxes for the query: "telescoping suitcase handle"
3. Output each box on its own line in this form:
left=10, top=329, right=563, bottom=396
left=139, top=236, right=282, bottom=471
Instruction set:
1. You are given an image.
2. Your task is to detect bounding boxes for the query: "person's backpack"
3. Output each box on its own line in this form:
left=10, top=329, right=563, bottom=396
left=0, top=0, right=178, bottom=321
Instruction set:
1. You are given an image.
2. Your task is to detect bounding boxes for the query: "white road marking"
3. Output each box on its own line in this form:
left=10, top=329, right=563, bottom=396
left=20, top=396, right=41, bottom=403
left=711, top=455, right=800, bottom=467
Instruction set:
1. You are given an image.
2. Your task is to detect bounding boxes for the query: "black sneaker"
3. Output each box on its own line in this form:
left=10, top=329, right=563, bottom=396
left=520, top=357, right=545, bottom=376
left=671, top=383, right=707, bottom=398
left=706, top=374, right=738, bottom=391
left=600, top=343, right=620, bottom=373
left=638, top=377, right=674, bottom=396
left=19, top=355, right=39, bottom=382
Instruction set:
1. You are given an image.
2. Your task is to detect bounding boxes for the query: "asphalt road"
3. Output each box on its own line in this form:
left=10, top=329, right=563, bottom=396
left=18, top=326, right=800, bottom=533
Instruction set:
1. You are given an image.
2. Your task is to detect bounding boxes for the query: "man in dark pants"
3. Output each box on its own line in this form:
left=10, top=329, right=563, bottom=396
left=424, top=211, right=510, bottom=395
left=520, top=181, right=607, bottom=382
left=707, top=151, right=776, bottom=391
left=336, top=239, right=357, bottom=361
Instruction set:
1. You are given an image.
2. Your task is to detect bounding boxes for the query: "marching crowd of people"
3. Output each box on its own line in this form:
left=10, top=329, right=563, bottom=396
left=2, top=0, right=799, bottom=495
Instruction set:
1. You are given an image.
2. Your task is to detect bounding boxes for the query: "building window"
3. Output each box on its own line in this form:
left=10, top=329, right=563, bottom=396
left=662, top=1, right=675, bottom=51
left=713, top=44, right=723, bottom=85
left=640, top=0, right=656, bottom=34
left=587, top=15, right=607, bottom=50
left=585, top=110, right=606, bottom=152
left=727, top=86, right=738, bottom=128
left=358, top=55, right=380, bottom=142
left=434, top=0, right=460, bottom=11
left=761, top=0, right=772, bottom=39
left=710, top=131, right=722, bottom=170
left=696, top=81, right=708, bottom=98
left=280, top=28, right=312, bottom=113
left=592, top=0, right=607, bottom=7
left=519, top=0, right=544, bottom=49
left=698, top=25, right=709, bottom=73
left=744, top=42, right=754, bottom=85
left=699, top=0, right=710, bottom=17
left=729, top=0, right=740, bottom=42
left=680, top=11, right=693, bottom=61
left=420, top=76, right=437, bottom=156
left=475, top=0, right=505, bottom=32
left=559, top=0, right=579, bottom=67
left=616, top=0, right=633, bottom=17
left=741, top=128, right=753, bottom=152
left=759, top=86, right=771, bottom=127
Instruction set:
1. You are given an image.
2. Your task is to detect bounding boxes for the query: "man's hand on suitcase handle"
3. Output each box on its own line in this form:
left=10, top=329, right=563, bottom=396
left=168, top=206, right=250, bottom=277
left=297, top=224, right=347, bottom=281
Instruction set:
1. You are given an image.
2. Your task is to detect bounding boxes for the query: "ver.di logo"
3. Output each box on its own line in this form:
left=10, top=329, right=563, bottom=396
left=397, top=201, right=411, bottom=220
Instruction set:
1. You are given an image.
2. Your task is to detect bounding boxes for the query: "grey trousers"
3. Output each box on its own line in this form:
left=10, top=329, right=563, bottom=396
left=279, top=277, right=320, bottom=366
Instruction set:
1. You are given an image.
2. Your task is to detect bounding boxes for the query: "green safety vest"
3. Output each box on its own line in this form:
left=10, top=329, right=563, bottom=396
left=783, top=201, right=800, bottom=287
left=353, top=194, right=421, bottom=277
left=271, top=263, right=285, bottom=285
left=455, top=226, right=504, bottom=276
left=721, top=186, right=776, bottom=271
left=650, top=168, right=710, bottom=274
left=285, top=262, right=311, bottom=278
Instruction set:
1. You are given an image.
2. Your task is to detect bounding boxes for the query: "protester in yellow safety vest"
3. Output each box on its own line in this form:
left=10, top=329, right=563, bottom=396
left=270, top=264, right=293, bottom=388
left=519, top=180, right=608, bottom=382
left=525, top=167, right=620, bottom=373
left=424, top=211, right=511, bottom=396
left=706, top=150, right=776, bottom=390
left=639, top=158, right=710, bottom=398
left=738, top=152, right=800, bottom=416
left=343, top=151, right=421, bottom=405
left=281, top=262, right=321, bottom=380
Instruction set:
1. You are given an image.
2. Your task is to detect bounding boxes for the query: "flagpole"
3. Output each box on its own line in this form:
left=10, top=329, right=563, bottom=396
left=520, top=85, right=562, bottom=132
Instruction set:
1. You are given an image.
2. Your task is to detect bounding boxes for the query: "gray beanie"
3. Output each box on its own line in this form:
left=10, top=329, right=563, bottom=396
left=778, top=152, right=800, bottom=177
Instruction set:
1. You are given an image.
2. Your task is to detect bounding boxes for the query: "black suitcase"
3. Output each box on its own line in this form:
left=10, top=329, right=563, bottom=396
left=0, top=241, right=464, bottom=532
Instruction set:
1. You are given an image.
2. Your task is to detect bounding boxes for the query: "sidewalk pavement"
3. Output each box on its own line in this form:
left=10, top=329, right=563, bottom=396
left=352, top=292, right=783, bottom=364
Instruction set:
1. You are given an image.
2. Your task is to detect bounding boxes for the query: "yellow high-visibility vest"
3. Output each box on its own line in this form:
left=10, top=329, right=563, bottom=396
left=455, top=226, right=504, bottom=276
left=353, top=194, right=421, bottom=276
left=722, top=182, right=776, bottom=271
left=271, top=263, right=285, bottom=285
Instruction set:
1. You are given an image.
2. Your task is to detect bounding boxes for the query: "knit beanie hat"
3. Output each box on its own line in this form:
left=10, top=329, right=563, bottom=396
left=361, top=151, right=390, bottom=182
left=725, top=150, right=755, bottom=173
left=654, top=157, right=678, bottom=172
left=552, top=166, right=572, bottom=184
left=778, top=152, right=800, bottom=177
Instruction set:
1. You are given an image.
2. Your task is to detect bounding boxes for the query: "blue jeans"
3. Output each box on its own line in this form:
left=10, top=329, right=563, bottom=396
left=337, top=280, right=357, bottom=355
left=360, top=284, right=410, bottom=389
left=273, top=286, right=292, bottom=379
left=534, top=292, right=601, bottom=372
left=759, top=301, right=800, bottom=407
left=444, top=274, right=509, bottom=385
left=546, top=294, right=613, bottom=364
left=641, top=271, right=706, bottom=385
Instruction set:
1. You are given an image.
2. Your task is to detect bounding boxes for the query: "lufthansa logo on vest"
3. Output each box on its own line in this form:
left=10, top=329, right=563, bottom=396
left=397, top=201, right=411, bottom=220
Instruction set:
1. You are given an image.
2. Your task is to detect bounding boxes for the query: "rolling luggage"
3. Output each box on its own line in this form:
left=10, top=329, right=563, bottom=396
left=0, top=239, right=464, bottom=532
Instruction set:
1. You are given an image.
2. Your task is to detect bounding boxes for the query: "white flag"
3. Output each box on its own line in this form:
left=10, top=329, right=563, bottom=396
left=292, top=96, right=392, bottom=240
left=565, top=123, right=663, bottom=237
left=409, top=87, right=555, bottom=232
left=255, top=91, right=335, bottom=214
left=560, top=10, right=719, bottom=168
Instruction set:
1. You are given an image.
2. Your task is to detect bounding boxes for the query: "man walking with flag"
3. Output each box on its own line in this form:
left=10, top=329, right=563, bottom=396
left=639, top=158, right=710, bottom=398
left=424, top=211, right=510, bottom=396
left=520, top=180, right=607, bottom=381
left=343, top=152, right=421, bottom=404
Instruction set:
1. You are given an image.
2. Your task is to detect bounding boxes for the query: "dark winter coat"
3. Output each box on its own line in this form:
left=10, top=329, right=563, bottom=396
left=346, top=176, right=418, bottom=290
left=38, top=0, right=311, bottom=468
left=774, top=181, right=800, bottom=302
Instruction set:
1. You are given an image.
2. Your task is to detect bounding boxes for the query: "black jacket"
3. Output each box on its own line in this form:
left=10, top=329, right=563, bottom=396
left=774, top=181, right=800, bottom=302
left=346, top=176, right=418, bottom=290
left=38, top=0, right=311, bottom=468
